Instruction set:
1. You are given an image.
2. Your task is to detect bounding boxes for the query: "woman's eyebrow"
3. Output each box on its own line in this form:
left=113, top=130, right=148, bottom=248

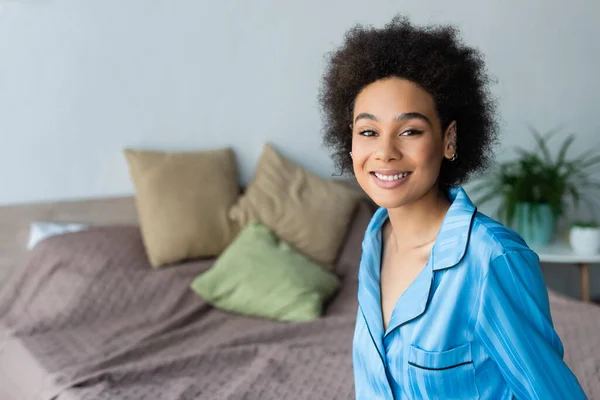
left=394, top=112, right=432, bottom=126
left=354, top=112, right=432, bottom=126
left=354, top=113, right=378, bottom=124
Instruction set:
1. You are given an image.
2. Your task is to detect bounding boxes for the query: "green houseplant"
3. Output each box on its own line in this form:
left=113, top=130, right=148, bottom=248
left=470, top=126, right=600, bottom=246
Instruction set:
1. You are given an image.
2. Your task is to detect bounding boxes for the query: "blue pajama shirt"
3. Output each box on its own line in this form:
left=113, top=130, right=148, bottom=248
left=353, top=186, right=587, bottom=399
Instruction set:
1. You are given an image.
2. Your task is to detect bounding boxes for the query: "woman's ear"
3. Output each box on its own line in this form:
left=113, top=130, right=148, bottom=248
left=443, top=121, right=457, bottom=160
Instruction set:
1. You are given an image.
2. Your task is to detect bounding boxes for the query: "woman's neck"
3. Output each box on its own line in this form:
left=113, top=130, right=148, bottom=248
left=384, top=185, right=452, bottom=253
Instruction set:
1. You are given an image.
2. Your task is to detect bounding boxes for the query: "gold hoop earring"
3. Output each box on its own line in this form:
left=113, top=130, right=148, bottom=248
left=450, top=153, right=457, bottom=162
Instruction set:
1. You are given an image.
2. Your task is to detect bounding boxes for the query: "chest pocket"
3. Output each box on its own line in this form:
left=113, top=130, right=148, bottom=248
left=407, top=342, right=479, bottom=400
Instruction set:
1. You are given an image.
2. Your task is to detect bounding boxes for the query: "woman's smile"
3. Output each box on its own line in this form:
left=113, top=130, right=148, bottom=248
left=370, top=170, right=412, bottom=189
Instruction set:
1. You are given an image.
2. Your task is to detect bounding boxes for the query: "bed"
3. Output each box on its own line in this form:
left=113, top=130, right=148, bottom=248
left=0, top=196, right=599, bottom=399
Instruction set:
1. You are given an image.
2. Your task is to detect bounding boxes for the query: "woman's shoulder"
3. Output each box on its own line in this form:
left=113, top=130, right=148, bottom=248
left=467, top=210, right=534, bottom=261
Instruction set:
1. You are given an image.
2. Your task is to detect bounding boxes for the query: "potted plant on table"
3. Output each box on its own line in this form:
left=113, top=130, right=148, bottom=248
left=470, top=126, right=600, bottom=247
left=569, top=221, right=600, bottom=255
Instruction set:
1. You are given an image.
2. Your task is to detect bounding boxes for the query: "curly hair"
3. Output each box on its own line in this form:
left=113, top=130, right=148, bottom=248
left=319, top=15, right=499, bottom=186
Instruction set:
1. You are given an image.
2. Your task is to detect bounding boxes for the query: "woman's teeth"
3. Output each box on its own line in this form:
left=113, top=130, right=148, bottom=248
left=374, top=172, right=410, bottom=181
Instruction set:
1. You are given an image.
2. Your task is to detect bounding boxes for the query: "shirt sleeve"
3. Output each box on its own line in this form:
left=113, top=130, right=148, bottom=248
left=475, top=250, right=587, bottom=400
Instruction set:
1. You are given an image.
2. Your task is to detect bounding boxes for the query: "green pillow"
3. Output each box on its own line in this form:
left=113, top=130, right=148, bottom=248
left=190, top=220, right=340, bottom=322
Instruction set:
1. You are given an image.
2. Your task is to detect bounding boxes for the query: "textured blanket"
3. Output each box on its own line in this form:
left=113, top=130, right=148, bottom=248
left=0, top=198, right=374, bottom=400
left=0, top=202, right=598, bottom=399
left=0, top=224, right=362, bottom=400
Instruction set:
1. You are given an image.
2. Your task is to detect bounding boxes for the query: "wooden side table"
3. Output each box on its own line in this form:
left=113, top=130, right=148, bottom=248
left=532, top=242, right=600, bottom=302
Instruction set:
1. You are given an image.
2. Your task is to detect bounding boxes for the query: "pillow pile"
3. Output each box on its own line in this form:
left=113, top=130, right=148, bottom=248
left=125, top=144, right=363, bottom=321
left=190, top=220, right=340, bottom=322
left=229, top=144, right=363, bottom=269
left=125, top=148, right=239, bottom=267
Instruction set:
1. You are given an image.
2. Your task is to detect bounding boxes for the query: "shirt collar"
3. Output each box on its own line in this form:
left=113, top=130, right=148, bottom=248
left=365, top=186, right=477, bottom=271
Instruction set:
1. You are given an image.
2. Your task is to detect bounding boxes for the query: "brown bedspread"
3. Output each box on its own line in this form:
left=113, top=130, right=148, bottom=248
left=0, top=201, right=598, bottom=399
left=547, top=290, right=600, bottom=399
left=0, top=201, right=372, bottom=400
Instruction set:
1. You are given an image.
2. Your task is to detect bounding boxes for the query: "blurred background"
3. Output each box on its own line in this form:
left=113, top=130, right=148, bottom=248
left=1, top=0, right=599, bottom=298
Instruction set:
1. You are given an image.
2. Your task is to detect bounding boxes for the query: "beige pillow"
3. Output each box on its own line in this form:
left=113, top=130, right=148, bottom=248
left=229, top=144, right=362, bottom=268
left=125, top=148, right=239, bottom=267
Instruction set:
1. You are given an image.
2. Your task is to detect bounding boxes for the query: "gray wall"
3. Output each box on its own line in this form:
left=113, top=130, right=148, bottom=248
left=1, top=0, right=599, bottom=299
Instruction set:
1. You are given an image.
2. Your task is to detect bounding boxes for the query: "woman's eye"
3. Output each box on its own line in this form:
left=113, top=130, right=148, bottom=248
left=359, top=130, right=376, bottom=137
left=401, top=129, right=423, bottom=136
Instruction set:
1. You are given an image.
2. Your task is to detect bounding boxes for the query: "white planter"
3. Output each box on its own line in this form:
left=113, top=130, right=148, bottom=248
left=569, top=226, right=600, bottom=255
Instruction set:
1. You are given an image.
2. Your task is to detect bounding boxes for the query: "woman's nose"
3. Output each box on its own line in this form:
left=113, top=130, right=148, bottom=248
left=374, top=137, right=402, bottom=162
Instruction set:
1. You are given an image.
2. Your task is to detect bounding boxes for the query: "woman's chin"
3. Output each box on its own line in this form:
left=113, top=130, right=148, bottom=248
left=366, top=190, right=410, bottom=209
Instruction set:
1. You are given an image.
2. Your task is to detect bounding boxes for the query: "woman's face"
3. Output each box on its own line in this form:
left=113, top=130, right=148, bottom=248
left=351, top=77, right=456, bottom=209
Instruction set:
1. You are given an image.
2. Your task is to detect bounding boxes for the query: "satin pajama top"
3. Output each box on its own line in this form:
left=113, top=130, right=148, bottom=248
left=353, top=186, right=586, bottom=399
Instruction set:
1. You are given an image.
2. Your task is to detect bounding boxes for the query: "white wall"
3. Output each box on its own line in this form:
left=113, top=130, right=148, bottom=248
left=1, top=0, right=599, bottom=206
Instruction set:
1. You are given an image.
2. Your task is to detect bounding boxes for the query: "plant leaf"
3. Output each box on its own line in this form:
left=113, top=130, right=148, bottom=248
left=528, top=124, right=561, bottom=164
left=579, top=154, right=600, bottom=170
left=555, top=134, right=576, bottom=168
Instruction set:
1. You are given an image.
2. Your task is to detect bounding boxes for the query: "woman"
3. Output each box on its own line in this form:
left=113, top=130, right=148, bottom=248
left=319, top=16, right=586, bottom=399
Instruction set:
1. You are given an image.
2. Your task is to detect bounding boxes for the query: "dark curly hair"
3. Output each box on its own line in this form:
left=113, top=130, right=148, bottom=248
left=319, top=15, right=499, bottom=186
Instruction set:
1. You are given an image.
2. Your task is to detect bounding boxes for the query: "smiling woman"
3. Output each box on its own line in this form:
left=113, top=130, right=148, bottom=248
left=319, top=15, right=587, bottom=400
left=351, top=78, right=454, bottom=209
